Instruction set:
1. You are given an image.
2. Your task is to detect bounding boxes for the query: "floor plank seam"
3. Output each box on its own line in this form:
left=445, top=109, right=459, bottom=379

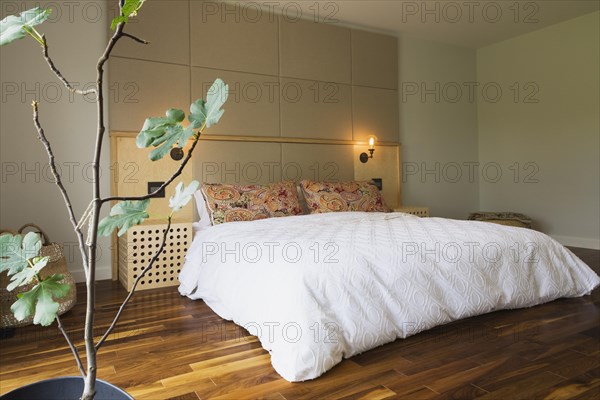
left=546, top=370, right=569, bottom=380
left=471, top=383, right=489, bottom=393
left=423, top=385, right=440, bottom=395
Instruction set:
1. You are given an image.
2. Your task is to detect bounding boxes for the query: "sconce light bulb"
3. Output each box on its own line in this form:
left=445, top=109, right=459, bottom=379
left=369, top=137, right=375, bottom=148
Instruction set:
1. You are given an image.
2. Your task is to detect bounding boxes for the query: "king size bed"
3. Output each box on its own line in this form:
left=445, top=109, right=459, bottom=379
left=178, top=180, right=600, bottom=382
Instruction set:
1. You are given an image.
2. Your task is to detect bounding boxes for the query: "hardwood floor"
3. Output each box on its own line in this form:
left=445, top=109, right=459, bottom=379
left=1, top=248, right=598, bottom=399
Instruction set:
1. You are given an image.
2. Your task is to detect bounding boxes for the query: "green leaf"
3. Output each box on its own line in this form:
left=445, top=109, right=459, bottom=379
left=188, top=99, right=207, bottom=129
left=33, top=285, right=59, bottom=326
left=11, top=285, right=38, bottom=322
left=205, top=78, right=229, bottom=128
left=34, top=277, right=68, bottom=326
left=97, top=199, right=150, bottom=237
left=188, top=79, right=229, bottom=129
left=6, top=256, right=48, bottom=291
left=148, top=125, right=194, bottom=161
left=136, top=79, right=228, bottom=161
left=0, top=232, right=42, bottom=276
left=169, top=181, right=200, bottom=212
left=136, top=117, right=171, bottom=148
left=111, top=0, right=146, bottom=30
left=0, top=7, right=51, bottom=46
left=10, top=274, right=70, bottom=326
left=136, top=108, right=188, bottom=158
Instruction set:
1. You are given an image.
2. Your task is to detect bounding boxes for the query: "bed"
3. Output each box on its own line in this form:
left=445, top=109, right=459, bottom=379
left=178, top=210, right=600, bottom=382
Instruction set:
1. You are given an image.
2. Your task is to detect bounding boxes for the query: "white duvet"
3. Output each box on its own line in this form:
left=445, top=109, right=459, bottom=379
left=178, top=212, right=600, bottom=382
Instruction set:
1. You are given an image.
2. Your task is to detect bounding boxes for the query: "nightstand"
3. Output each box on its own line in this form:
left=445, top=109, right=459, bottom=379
left=118, top=221, right=192, bottom=291
left=393, top=206, right=430, bottom=217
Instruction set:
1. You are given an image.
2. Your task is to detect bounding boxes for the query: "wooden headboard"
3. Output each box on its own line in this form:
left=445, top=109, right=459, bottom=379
left=110, top=131, right=401, bottom=213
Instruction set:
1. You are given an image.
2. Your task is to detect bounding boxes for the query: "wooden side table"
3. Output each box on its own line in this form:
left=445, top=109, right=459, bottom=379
left=393, top=206, right=430, bottom=217
left=118, top=221, right=192, bottom=291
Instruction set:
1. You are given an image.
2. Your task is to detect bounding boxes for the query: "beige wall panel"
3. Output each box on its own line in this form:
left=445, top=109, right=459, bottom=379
left=353, top=145, right=400, bottom=209
left=109, top=58, right=190, bottom=132
left=281, top=144, right=354, bottom=183
left=352, top=30, right=398, bottom=89
left=477, top=11, right=599, bottom=245
left=110, top=0, right=190, bottom=65
left=191, top=68, right=280, bottom=136
left=193, top=141, right=282, bottom=185
left=353, top=86, right=399, bottom=143
left=399, top=36, right=478, bottom=220
left=114, top=137, right=193, bottom=221
left=280, top=19, right=351, bottom=84
left=280, top=78, right=352, bottom=140
left=190, top=1, right=279, bottom=75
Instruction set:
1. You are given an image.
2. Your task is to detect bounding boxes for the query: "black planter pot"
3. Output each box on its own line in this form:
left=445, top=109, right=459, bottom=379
left=0, top=376, right=133, bottom=400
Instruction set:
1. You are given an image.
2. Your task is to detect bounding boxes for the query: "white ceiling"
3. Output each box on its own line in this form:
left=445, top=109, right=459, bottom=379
left=252, top=0, right=599, bottom=48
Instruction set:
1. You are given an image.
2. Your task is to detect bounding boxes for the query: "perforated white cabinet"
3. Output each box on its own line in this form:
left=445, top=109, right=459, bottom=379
left=118, top=221, right=192, bottom=291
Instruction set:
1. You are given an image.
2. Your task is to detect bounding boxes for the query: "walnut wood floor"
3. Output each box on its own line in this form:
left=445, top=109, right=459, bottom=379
left=1, top=248, right=598, bottom=399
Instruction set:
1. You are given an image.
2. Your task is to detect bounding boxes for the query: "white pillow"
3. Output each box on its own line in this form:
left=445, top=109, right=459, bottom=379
left=193, top=190, right=212, bottom=229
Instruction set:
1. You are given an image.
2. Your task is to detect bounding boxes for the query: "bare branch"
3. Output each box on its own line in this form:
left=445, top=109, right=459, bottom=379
left=122, top=32, right=149, bottom=45
left=101, top=135, right=200, bottom=204
left=31, top=101, right=89, bottom=276
left=41, top=35, right=97, bottom=97
left=95, top=217, right=172, bottom=350
left=82, top=22, right=127, bottom=397
left=56, top=315, right=86, bottom=378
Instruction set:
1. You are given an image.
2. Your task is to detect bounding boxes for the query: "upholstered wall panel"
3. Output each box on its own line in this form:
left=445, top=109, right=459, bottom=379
left=190, top=1, right=279, bottom=76
left=352, top=30, right=398, bottom=90
left=194, top=141, right=282, bottom=185
left=281, top=144, right=354, bottom=182
left=109, top=58, right=190, bottom=132
left=110, top=3, right=399, bottom=142
left=279, top=19, right=351, bottom=84
left=110, top=0, right=190, bottom=65
left=280, top=78, right=352, bottom=140
left=191, top=67, right=280, bottom=136
left=352, top=86, right=399, bottom=143
left=110, top=5, right=401, bottom=219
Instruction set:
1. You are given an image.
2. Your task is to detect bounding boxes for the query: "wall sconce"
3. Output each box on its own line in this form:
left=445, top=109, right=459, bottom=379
left=170, top=147, right=184, bottom=161
left=359, top=136, right=376, bottom=163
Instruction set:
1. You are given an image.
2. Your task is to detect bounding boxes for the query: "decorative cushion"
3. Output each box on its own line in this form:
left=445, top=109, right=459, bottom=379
left=300, top=180, right=390, bottom=214
left=200, top=181, right=303, bottom=225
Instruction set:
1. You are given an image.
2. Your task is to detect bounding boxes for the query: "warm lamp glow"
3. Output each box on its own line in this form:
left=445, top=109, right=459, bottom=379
left=360, top=135, right=377, bottom=163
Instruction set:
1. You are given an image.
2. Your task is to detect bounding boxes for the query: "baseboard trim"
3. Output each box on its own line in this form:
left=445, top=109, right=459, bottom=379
left=552, top=235, right=600, bottom=250
left=71, top=264, right=112, bottom=283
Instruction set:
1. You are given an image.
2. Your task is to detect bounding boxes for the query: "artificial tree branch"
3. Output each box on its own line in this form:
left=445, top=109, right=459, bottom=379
left=31, top=101, right=89, bottom=276
left=56, top=315, right=86, bottom=378
left=95, top=216, right=172, bottom=351
left=40, top=35, right=97, bottom=96
left=101, top=134, right=201, bottom=204
left=121, top=32, right=149, bottom=44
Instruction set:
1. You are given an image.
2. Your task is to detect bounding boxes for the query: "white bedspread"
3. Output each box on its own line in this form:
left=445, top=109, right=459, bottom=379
left=178, top=212, right=600, bottom=382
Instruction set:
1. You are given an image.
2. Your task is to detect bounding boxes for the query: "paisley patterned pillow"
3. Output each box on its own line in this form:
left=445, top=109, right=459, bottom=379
left=300, top=180, right=390, bottom=214
left=200, top=181, right=303, bottom=225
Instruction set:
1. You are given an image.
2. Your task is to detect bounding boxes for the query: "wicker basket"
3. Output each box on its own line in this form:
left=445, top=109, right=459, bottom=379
left=0, top=224, right=77, bottom=328
left=468, top=212, right=532, bottom=229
